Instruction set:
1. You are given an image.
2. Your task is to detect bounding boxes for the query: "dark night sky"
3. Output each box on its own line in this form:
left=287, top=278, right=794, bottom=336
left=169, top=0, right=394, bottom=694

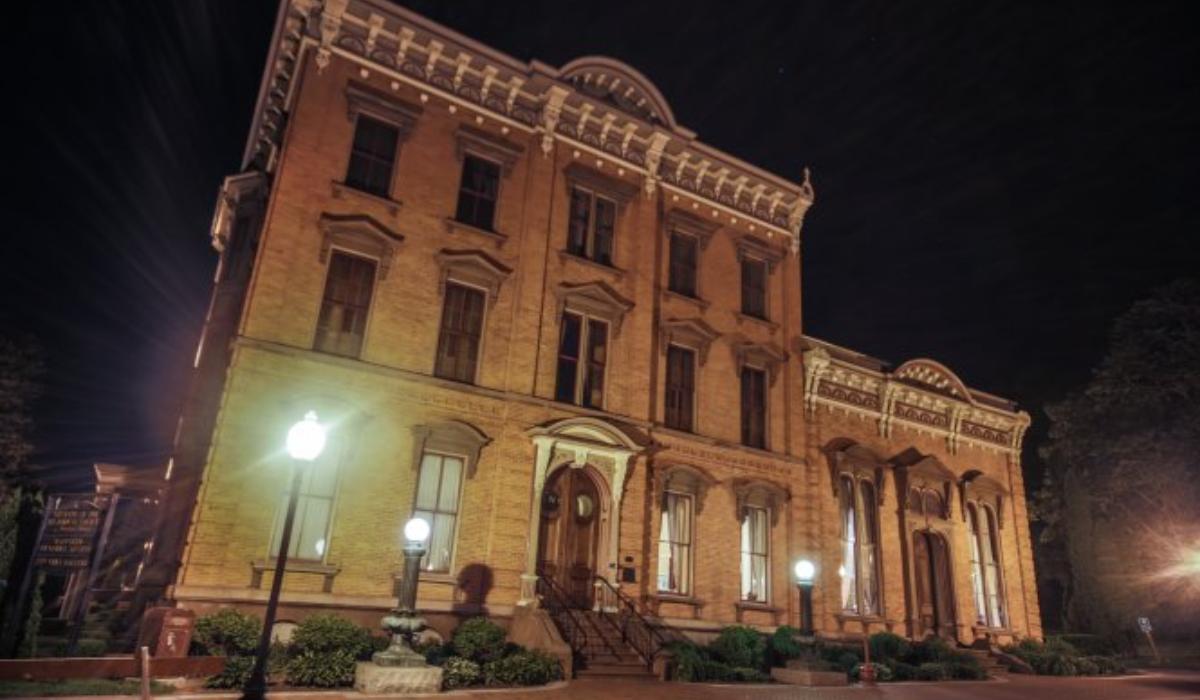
left=3, top=1, right=1197, bottom=490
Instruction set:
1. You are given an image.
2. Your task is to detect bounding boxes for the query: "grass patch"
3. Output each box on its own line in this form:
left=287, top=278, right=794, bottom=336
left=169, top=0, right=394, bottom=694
left=0, top=679, right=174, bottom=697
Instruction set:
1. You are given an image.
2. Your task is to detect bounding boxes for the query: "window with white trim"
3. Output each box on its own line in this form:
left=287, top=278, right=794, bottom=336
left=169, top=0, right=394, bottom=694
left=269, top=451, right=339, bottom=561
left=412, top=452, right=464, bottom=572
left=657, top=491, right=694, bottom=595
left=554, top=311, right=608, bottom=408
left=740, top=505, right=770, bottom=602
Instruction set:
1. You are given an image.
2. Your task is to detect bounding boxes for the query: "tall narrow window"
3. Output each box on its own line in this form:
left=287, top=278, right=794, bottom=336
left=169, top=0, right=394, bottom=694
left=345, top=115, right=399, bottom=197
left=412, top=452, right=464, bottom=572
left=270, top=451, right=338, bottom=561
left=565, top=187, right=616, bottom=266
left=668, top=231, right=698, bottom=297
left=657, top=492, right=694, bottom=595
left=741, top=257, right=767, bottom=319
left=740, top=505, right=770, bottom=601
left=455, top=155, right=500, bottom=230
left=980, top=506, right=1005, bottom=627
left=554, top=312, right=608, bottom=408
left=664, top=346, right=696, bottom=431
left=839, top=476, right=858, bottom=613
left=858, top=481, right=881, bottom=615
left=967, top=504, right=988, bottom=625
left=740, top=366, right=767, bottom=448
left=314, top=251, right=376, bottom=358
left=839, top=475, right=881, bottom=614
left=434, top=283, right=486, bottom=383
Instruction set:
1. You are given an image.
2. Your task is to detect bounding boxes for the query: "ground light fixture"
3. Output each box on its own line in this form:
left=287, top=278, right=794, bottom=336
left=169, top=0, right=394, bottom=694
left=242, top=412, right=327, bottom=700
left=374, top=517, right=433, bottom=666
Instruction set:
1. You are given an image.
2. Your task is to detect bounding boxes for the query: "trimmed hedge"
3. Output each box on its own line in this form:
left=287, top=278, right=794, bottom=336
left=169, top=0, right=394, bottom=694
left=1001, top=637, right=1126, bottom=677
left=452, top=617, right=508, bottom=663
left=482, top=650, right=563, bottom=686
left=285, top=614, right=378, bottom=687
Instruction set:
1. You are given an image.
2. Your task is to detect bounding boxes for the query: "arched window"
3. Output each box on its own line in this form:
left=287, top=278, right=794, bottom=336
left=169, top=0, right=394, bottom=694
left=967, top=504, right=987, bottom=625
left=967, top=502, right=1006, bottom=627
left=657, top=490, right=694, bottom=595
left=839, top=475, right=881, bottom=615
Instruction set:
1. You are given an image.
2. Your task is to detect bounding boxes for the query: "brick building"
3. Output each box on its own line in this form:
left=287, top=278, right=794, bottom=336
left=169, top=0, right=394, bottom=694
left=155, top=0, right=1041, bottom=655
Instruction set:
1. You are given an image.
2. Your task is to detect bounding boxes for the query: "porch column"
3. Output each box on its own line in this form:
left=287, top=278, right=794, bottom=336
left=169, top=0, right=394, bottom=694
left=598, top=451, right=635, bottom=612
left=518, top=436, right=556, bottom=607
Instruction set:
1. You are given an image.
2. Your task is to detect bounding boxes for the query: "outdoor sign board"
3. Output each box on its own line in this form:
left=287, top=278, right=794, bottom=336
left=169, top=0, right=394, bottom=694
left=31, top=494, right=104, bottom=572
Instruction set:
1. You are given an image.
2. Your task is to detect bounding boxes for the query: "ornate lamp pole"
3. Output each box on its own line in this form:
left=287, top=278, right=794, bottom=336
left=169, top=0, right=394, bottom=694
left=242, top=412, right=327, bottom=700
left=793, top=559, right=815, bottom=636
left=373, top=517, right=432, bottom=666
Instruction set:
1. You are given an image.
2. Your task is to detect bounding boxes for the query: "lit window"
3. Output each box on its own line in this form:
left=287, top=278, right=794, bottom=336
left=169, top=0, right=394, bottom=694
left=839, top=475, right=881, bottom=615
left=657, top=492, right=694, bottom=595
left=413, top=452, right=464, bottom=572
left=740, top=505, right=770, bottom=601
left=270, top=450, right=338, bottom=561
left=970, top=504, right=1006, bottom=627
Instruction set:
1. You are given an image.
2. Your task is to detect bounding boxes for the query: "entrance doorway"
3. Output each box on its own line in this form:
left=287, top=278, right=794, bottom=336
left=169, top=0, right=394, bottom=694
left=913, top=530, right=956, bottom=639
left=537, top=466, right=602, bottom=609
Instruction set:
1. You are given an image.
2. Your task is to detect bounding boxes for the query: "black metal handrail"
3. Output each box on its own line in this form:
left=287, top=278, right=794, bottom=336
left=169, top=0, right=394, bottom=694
left=592, top=576, right=672, bottom=667
left=536, top=576, right=588, bottom=654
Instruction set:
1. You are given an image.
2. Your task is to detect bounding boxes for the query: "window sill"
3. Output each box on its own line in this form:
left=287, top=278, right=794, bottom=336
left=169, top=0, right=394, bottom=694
left=663, top=289, right=710, bottom=310
left=734, top=600, right=782, bottom=624
left=652, top=593, right=704, bottom=607
left=834, top=612, right=886, bottom=624
left=331, top=180, right=403, bottom=215
left=250, top=559, right=340, bottom=593
left=734, top=311, right=779, bottom=332
left=558, top=250, right=625, bottom=278
left=443, top=217, right=508, bottom=247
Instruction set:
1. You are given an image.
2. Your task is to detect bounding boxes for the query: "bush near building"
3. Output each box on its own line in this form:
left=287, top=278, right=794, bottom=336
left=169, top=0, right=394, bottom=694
left=1001, top=636, right=1127, bottom=676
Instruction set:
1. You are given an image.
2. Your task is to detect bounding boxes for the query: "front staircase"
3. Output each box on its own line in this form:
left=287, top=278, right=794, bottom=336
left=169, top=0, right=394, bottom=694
left=963, top=648, right=1012, bottom=677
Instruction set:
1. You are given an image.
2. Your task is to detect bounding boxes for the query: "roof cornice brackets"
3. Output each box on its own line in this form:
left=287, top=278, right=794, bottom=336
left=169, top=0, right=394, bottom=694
left=660, top=317, right=721, bottom=365
left=732, top=340, right=788, bottom=387
left=877, top=380, right=899, bottom=438
left=315, top=0, right=348, bottom=72
left=540, top=85, right=571, bottom=157
left=345, top=82, right=422, bottom=139
left=643, top=133, right=671, bottom=197
left=454, top=124, right=524, bottom=176
left=801, top=347, right=831, bottom=415
left=736, top=234, right=786, bottom=271
left=946, top=404, right=968, bottom=454
left=436, top=249, right=512, bottom=308
left=318, top=213, right=404, bottom=279
left=555, top=281, right=635, bottom=336
left=665, top=208, right=721, bottom=249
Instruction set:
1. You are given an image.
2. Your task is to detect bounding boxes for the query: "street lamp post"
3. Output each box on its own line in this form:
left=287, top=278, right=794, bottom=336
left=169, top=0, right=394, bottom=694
left=241, top=412, right=327, bottom=700
left=373, top=517, right=432, bottom=667
left=793, top=559, right=815, bottom=636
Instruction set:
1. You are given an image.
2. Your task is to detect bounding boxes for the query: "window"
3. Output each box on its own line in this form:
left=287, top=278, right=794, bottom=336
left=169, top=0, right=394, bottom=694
left=740, top=505, right=770, bottom=601
left=314, top=251, right=376, bottom=358
left=270, top=452, right=338, bottom=561
left=740, top=366, right=767, bottom=448
left=657, top=491, right=694, bottom=595
left=434, top=283, right=486, bottom=383
left=839, top=475, right=881, bottom=615
left=969, top=504, right=1006, bottom=627
left=455, top=155, right=500, bottom=230
left=668, top=231, right=698, bottom=297
left=554, top=312, right=608, bottom=408
left=566, top=187, right=616, bottom=266
left=345, top=115, right=399, bottom=197
left=741, top=257, right=767, bottom=319
left=664, top=346, right=696, bottom=431
left=413, top=452, right=464, bottom=572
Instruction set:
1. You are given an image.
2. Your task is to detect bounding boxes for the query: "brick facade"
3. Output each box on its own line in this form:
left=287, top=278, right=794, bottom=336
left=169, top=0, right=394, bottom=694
left=166, top=1, right=1040, bottom=646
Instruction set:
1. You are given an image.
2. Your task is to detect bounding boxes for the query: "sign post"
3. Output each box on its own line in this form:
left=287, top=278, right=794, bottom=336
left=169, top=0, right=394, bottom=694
left=1137, top=617, right=1160, bottom=664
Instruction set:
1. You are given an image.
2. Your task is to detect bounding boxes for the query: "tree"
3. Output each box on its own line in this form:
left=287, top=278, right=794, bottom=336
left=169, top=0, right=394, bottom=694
left=0, top=331, right=43, bottom=490
left=1037, top=279, right=1200, bottom=642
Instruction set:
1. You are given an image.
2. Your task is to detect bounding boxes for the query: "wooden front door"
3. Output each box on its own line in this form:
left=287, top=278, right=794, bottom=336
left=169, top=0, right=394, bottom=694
left=913, top=531, right=957, bottom=639
left=537, top=467, right=601, bottom=608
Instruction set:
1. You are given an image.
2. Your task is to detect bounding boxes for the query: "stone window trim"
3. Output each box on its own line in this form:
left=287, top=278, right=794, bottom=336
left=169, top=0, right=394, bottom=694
left=435, top=248, right=512, bottom=308
left=564, top=162, right=640, bottom=208
left=344, top=81, right=422, bottom=139
left=410, top=420, right=492, bottom=480
left=731, top=477, right=790, bottom=527
left=736, top=234, right=786, bottom=272
left=959, top=470, right=1008, bottom=529
left=664, top=207, right=721, bottom=249
left=660, top=317, right=721, bottom=365
left=250, top=559, right=340, bottom=593
left=730, top=340, right=788, bottom=386
left=317, top=213, right=404, bottom=280
left=822, top=439, right=889, bottom=505
left=654, top=462, right=717, bottom=515
left=555, top=280, right=635, bottom=337
left=454, top=124, right=524, bottom=176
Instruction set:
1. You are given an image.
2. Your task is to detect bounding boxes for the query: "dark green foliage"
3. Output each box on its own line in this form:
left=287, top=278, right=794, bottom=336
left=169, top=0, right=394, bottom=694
left=906, top=636, right=952, bottom=664
left=767, top=625, right=803, bottom=666
left=851, top=662, right=893, bottom=682
left=421, top=640, right=456, bottom=666
left=285, top=614, right=377, bottom=687
left=868, top=632, right=911, bottom=663
left=916, top=662, right=948, bottom=680
left=1087, top=655, right=1126, bottom=675
left=452, top=617, right=507, bottom=662
left=888, top=661, right=918, bottom=680
left=1055, top=634, right=1117, bottom=656
left=666, top=641, right=706, bottom=682
left=1001, top=637, right=1124, bottom=677
left=442, top=656, right=482, bottom=689
left=287, top=649, right=358, bottom=687
left=482, top=650, right=562, bottom=686
left=19, top=572, right=44, bottom=657
left=835, top=651, right=862, bottom=673
left=192, top=608, right=260, bottom=656
left=205, top=655, right=254, bottom=689
left=946, top=660, right=987, bottom=680
left=709, top=625, right=766, bottom=669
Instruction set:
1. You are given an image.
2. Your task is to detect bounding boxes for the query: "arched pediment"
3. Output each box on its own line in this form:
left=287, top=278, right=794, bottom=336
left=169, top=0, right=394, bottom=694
left=891, top=449, right=956, bottom=520
left=731, top=340, right=788, bottom=386
left=526, top=416, right=648, bottom=452
left=894, top=358, right=972, bottom=403
left=960, top=469, right=1008, bottom=528
left=661, top=317, right=721, bottom=365
left=411, top=420, right=492, bottom=478
left=822, top=438, right=888, bottom=502
left=655, top=462, right=718, bottom=514
left=731, top=477, right=790, bottom=525
left=560, top=56, right=677, bottom=129
left=436, top=249, right=512, bottom=305
left=318, top=213, right=404, bottom=279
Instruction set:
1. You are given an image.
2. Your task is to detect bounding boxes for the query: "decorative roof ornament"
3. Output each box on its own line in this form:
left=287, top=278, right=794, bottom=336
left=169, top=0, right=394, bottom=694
left=560, top=56, right=677, bottom=130
left=893, top=358, right=972, bottom=402
left=787, top=167, right=816, bottom=253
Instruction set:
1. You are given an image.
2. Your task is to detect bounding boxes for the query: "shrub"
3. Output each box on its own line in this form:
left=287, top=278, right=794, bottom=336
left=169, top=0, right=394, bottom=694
left=835, top=651, right=862, bottom=673
left=666, top=641, right=706, bottom=682
left=286, top=615, right=377, bottom=687
left=946, top=660, right=987, bottom=680
left=443, top=656, right=482, bottom=689
left=1073, top=657, right=1100, bottom=676
left=889, top=660, right=918, bottom=680
left=906, top=636, right=952, bottom=664
left=452, top=617, right=507, bottom=662
left=1055, top=634, right=1117, bottom=656
left=767, top=625, right=803, bottom=666
left=206, top=655, right=254, bottom=689
left=288, top=649, right=357, bottom=687
left=916, top=662, right=949, bottom=681
left=709, top=626, right=766, bottom=670
left=869, top=632, right=910, bottom=663
left=1043, top=636, right=1080, bottom=656
left=482, top=650, right=562, bottom=686
left=422, top=641, right=456, bottom=667
left=852, top=662, right=893, bottom=682
left=1087, top=655, right=1125, bottom=675
left=728, top=666, right=770, bottom=682
left=193, top=609, right=260, bottom=656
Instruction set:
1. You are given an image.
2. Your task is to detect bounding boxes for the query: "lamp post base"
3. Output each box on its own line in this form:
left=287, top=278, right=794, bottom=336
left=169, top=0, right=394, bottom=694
left=354, top=662, right=443, bottom=695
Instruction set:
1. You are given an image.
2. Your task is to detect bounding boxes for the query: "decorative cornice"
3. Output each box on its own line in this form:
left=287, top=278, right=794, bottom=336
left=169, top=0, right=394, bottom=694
left=317, top=212, right=404, bottom=278
left=435, top=249, right=512, bottom=306
left=454, top=124, right=523, bottom=175
left=345, top=81, right=422, bottom=136
left=555, top=280, right=635, bottom=335
left=660, top=317, right=721, bottom=365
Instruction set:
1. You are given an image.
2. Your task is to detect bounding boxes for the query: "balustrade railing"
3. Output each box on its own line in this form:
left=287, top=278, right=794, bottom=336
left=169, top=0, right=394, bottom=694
left=591, top=576, right=673, bottom=668
left=536, top=576, right=588, bottom=654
